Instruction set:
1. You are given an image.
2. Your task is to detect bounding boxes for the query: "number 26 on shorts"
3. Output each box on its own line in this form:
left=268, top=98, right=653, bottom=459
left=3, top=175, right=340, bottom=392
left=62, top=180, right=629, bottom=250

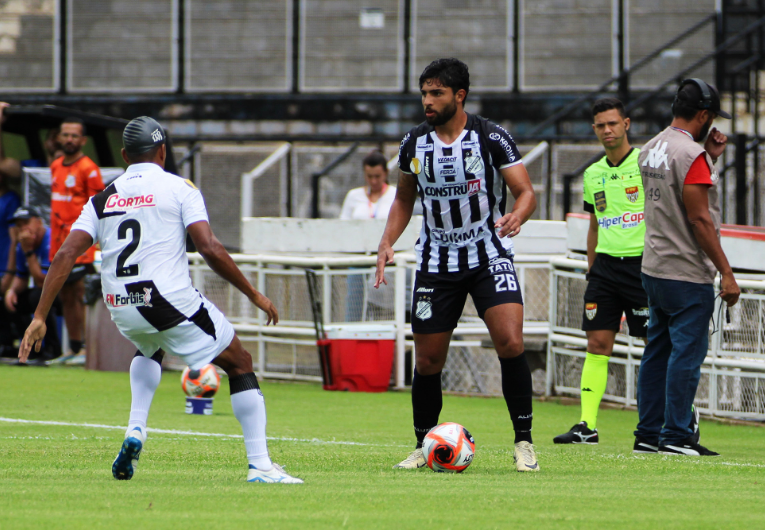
left=494, top=274, right=517, bottom=292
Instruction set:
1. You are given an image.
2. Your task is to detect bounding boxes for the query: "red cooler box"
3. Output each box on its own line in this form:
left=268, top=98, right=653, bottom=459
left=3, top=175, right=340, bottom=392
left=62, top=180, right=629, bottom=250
left=319, top=324, right=395, bottom=392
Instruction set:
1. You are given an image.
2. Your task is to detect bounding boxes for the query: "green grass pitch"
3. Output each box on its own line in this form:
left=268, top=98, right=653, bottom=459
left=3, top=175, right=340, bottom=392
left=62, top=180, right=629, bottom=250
left=1, top=365, right=763, bottom=529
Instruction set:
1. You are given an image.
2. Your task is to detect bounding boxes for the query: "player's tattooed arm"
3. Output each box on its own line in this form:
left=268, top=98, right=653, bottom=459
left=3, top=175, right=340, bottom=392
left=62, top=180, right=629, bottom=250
left=187, top=220, right=279, bottom=324
left=495, top=164, right=537, bottom=238
left=375, top=171, right=417, bottom=288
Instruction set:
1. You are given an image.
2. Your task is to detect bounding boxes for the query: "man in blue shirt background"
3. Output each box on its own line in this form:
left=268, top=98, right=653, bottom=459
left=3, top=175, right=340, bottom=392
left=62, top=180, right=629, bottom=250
left=1, top=205, right=60, bottom=363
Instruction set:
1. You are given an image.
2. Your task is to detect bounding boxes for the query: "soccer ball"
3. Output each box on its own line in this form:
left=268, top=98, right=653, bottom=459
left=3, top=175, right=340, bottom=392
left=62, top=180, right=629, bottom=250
left=422, top=422, right=475, bottom=473
left=181, top=365, right=221, bottom=398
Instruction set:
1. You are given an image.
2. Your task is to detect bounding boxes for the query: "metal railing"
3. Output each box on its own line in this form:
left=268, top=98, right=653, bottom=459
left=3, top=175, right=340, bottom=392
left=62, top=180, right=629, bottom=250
left=547, top=257, right=765, bottom=420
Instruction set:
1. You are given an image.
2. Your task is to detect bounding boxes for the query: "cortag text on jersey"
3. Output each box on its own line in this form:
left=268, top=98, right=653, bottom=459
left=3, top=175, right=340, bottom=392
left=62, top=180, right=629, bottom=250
left=104, top=193, right=157, bottom=214
left=625, top=186, right=639, bottom=203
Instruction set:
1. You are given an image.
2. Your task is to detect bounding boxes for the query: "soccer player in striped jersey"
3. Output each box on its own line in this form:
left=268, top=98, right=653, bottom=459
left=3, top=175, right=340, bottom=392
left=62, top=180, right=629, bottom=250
left=375, top=58, right=539, bottom=472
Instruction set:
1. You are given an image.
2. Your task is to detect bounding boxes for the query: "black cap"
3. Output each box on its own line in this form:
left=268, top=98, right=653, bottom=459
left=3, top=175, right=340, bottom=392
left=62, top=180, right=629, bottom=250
left=676, top=79, right=732, bottom=119
left=10, top=204, right=42, bottom=223
left=123, top=116, right=166, bottom=155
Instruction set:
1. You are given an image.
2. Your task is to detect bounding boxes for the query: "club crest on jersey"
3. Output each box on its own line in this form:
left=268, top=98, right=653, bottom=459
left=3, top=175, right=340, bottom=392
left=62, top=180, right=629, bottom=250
left=104, top=193, right=157, bottom=213
left=464, top=155, right=483, bottom=174
left=625, top=186, right=639, bottom=203
left=594, top=191, right=607, bottom=212
left=410, top=157, right=422, bottom=174
left=585, top=303, right=597, bottom=320
left=415, top=299, right=433, bottom=320
left=65, top=174, right=76, bottom=188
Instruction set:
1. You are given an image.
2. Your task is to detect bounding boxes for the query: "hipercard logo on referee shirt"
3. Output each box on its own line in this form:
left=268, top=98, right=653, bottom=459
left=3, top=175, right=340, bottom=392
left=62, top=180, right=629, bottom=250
left=104, top=193, right=157, bottom=213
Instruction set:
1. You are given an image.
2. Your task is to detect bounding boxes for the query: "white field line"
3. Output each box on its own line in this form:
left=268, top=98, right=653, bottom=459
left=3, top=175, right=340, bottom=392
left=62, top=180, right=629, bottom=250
left=0, top=417, right=402, bottom=447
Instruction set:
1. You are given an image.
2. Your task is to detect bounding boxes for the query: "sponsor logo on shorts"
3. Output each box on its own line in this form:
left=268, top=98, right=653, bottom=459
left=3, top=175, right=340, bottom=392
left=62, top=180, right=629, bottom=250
left=626, top=186, right=639, bottom=203
left=585, top=303, right=597, bottom=320
left=416, top=287, right=434, bottom=293
left=488, top=257, right=514, bottom=274
left=632, top=307, right=649, bottom=317
left=415, top=299, right=433, bottom=320
left=106, top=287, right=154, bottom=308
left=598, top=211, right=644, bottom=230
left=104, top=193, right=157, bottom=213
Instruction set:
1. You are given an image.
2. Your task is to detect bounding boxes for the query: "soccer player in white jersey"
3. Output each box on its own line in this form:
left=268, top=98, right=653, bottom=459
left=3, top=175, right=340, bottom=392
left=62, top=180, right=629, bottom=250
left=19, top=117, right=302, bottom=484
left=375, top=58, right=539, bottom=471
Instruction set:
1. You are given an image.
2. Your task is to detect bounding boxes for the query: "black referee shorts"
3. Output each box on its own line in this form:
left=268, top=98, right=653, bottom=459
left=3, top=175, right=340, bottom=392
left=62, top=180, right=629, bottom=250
left=582, top=253, right=648, bottom=337
left=412, top=255, right=523, bottom=334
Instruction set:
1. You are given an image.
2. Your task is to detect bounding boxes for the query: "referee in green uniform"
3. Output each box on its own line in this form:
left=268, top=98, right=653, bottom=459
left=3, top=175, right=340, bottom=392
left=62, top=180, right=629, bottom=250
left=553, top=98, right=689, bottom=445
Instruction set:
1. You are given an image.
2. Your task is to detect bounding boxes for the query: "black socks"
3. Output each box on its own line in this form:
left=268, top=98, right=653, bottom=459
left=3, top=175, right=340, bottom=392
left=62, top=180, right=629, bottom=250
left=499, top=354, right=534, bottom=444
left=69, top=340, right=84, bottom=354
left=412, top=369, right=442, bottom=448
left=230, top=372, right=260, bottom=395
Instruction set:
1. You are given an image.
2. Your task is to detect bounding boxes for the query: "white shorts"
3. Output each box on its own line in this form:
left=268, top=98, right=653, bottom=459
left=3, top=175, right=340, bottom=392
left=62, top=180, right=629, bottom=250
left=118, top=296, right=236, bottom=370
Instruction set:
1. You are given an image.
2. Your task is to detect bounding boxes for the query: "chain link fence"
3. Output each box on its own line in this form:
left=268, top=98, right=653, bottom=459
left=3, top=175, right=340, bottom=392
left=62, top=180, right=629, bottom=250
left=548, top=257, right=765, bottom=420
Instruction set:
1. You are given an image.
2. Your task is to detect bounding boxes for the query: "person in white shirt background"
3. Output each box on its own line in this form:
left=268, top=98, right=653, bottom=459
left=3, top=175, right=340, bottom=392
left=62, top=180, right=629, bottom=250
left=340, top=151, right=397, bottom=320
left=340, top=151, right=396, bottom=221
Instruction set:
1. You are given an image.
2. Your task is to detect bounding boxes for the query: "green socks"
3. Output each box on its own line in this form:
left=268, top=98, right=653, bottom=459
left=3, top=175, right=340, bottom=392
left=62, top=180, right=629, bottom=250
left=579, top=352, right=609, bottom=430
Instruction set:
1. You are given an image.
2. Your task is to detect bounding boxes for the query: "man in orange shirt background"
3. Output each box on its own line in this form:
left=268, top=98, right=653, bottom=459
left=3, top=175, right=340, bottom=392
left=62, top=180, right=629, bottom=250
left=49, top=117, right=104, bottom=364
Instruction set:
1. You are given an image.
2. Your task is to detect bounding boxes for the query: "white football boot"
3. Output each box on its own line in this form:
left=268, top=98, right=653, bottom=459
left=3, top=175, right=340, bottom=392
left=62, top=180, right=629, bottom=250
left=513, top=441, right=540, bottom=472
left=112, top=427, right=146, bottom=480
left=393, top=448, right=427, bottom=469
left=247, top=463, right=304, bottom=484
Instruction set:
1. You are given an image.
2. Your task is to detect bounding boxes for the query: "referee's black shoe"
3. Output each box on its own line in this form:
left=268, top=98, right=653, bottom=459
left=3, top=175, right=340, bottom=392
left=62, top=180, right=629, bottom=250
left=659, top=437, right=719, bottom=456
left=553, top=422, right=598, bottom=444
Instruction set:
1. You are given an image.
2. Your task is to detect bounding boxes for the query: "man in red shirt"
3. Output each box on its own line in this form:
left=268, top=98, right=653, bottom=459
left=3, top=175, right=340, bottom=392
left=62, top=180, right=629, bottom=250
left=49, top=117, right=105, bottom=364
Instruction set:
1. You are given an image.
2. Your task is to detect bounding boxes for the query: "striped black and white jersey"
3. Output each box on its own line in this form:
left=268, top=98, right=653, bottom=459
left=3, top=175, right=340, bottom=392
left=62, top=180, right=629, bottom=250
left=398, top=113, right=523, bottom=273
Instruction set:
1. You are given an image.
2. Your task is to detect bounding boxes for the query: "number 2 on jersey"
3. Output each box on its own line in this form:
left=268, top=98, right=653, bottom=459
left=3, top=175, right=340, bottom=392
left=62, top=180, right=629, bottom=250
left=116, top=219, right=141, bottom=278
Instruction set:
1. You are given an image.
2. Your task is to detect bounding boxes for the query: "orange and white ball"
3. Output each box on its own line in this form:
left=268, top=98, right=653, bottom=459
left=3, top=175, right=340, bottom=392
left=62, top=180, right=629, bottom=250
left=181, top=365, right=221, bottom=398
left=423, top=422, right=475, bottom=472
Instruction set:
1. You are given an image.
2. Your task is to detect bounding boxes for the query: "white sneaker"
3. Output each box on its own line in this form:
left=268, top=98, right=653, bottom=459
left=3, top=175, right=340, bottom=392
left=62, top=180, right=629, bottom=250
left=112, top=427, right=146, bottom=480
left=247, top=463, right=303, bottom=484
left=64, top=351, right=86, bottom=365
left=393, top=448, right=427, bottom=469
left=513, top=441, right=540, bottom=472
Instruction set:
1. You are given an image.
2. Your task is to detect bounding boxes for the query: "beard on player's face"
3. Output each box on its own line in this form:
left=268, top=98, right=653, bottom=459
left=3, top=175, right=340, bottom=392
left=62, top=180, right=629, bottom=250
left=697, top=115, right=714, bottom=141
left=425, top=97, right=458, bottom=126
left=62, top=143, right=80, bottom=155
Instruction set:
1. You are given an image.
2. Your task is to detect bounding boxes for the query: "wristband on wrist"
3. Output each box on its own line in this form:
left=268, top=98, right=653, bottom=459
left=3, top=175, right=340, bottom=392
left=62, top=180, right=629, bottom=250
left=25, top=250, right=35, bottom=258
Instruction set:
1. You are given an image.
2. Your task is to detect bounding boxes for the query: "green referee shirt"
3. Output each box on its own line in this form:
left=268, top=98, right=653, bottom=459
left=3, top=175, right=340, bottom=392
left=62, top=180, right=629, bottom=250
left=582, top=147, right=644, bottom=257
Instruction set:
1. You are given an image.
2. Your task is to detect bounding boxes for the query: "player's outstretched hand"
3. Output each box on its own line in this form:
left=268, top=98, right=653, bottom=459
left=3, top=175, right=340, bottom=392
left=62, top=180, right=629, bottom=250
left=704, top=127, right=727, bottom=162
left=375, top=244, right=394, bottom=288
left=251, top=292, right=279, bottom=325
left=19, top=317, right=46, bottom=363
left=720, top=272, right=740, bottom=307
left=495, top=212, right=522, bottom=238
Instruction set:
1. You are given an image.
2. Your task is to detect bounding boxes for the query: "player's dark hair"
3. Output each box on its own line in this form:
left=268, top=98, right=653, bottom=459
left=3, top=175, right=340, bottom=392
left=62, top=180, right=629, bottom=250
left=125, top=144, right=162, bottom=164
left=419, top=58, right=470, bottom=103
left=61, top=116, right=86, bottom=136
left=591, top=98, right=626, bottom=119
left=672, top=83, right=704, bottom=121
left=362, top=150, right=388, bottom=170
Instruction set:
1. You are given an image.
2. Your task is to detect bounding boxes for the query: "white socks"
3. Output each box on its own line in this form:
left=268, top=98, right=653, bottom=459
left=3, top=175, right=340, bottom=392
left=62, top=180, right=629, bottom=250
left=126, top=355, right=162, bottom=436
left=231, top=389, right=272, bottom=470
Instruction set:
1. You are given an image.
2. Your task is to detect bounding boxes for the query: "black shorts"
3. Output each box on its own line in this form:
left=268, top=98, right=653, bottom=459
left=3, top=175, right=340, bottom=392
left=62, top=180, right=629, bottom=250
left=66, top=263, right=94, bottom=285
left=582, top=254, right=649, bottom=337
left=412, top=255, right=523, bottom=334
